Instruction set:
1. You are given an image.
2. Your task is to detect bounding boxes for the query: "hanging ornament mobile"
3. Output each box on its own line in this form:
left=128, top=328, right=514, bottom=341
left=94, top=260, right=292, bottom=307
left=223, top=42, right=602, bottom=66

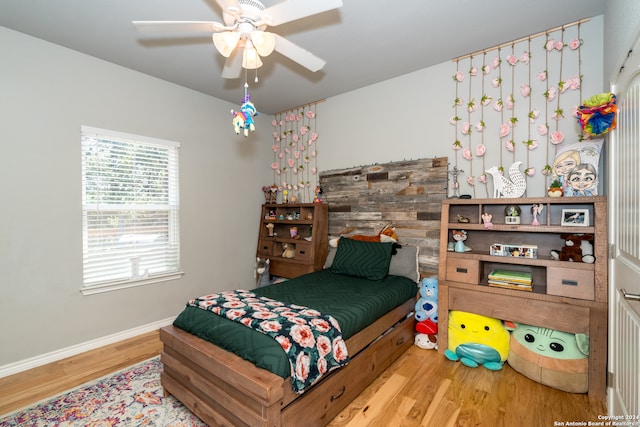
left=577, top=92, right=617, bottom=137
left=231, top=82, right=258, bottom=137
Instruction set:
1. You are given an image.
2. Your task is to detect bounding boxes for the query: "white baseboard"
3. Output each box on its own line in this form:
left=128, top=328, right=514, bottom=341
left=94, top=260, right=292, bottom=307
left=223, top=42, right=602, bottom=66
left=0, top=317, right=175, bottom=379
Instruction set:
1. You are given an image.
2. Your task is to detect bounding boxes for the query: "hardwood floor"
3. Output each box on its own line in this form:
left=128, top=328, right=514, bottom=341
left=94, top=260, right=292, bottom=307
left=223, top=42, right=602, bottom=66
left=0, top=330, right=607, bottom=425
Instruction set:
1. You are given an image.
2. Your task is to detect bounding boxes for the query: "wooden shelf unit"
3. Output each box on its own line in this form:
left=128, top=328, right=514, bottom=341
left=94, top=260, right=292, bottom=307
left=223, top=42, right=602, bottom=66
left=437, top=196, right=607, bottom=401
left=257, top=203, right=328, bottom=279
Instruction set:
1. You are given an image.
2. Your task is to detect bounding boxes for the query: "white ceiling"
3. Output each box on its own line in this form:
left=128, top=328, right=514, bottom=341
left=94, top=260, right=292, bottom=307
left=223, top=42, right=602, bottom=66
left=0, top=0, right=606, bottom=114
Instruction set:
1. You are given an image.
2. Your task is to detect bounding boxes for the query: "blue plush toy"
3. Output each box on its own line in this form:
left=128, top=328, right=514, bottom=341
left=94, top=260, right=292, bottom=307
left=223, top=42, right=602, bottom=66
left=415, top=277, right=438, bottom=323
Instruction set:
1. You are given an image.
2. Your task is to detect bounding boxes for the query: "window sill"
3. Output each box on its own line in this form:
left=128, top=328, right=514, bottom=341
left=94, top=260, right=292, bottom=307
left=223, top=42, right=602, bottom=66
left=81, top=271, right=184, bottom=295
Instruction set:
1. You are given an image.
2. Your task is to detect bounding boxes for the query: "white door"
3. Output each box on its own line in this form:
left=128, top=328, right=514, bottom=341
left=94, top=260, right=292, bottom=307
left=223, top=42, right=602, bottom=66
left=608, top=36, right=640, bottom=415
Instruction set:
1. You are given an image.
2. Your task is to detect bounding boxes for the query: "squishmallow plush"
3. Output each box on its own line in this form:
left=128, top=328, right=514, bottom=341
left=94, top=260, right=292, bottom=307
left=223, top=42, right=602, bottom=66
left=444, top=311, right=510, bottom=370
left=507, top=323, right=589, bottom=393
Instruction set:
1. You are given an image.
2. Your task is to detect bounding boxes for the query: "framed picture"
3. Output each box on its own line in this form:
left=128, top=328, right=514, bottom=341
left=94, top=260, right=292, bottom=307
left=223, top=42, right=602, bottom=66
left=561, top=209, right=590, bottom=226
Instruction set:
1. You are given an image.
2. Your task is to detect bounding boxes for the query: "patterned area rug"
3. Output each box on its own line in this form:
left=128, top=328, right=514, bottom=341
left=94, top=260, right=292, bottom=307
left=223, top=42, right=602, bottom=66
left=0, top=357, right=206, bottom=427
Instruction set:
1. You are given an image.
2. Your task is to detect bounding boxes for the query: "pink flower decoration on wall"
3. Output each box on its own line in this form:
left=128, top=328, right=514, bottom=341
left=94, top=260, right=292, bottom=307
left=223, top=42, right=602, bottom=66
left=272, top=119, right=278, bottom=127
left=520, top=52, right=530, bottom=64
left=452, top=140, right=462, bottom=150
left=507, top=54, right=518, bottom=66
left=461, top=122, right=471, bottom=135
left=478, top=174, right=487, bottom=184
left=537, top=124, right=548, bottom=135
left=529, top=109, right=540, bottom=122
left=271, top=162, right=279, bottom=170
left=288, top=159, right=295, bottom=167
left=470, top=67, right=478, bottom=76
left=306, top=111, right=315, bottom=118
left=481, top=94, right=492, bottom=106
left=545, top=39, right=555, bottom=51
left=272, top=144, right=279, bottom=152
left=462, top=149, right=473, bottom=160
left=500, top=124, right=510, bottom=138
left=505, top=140, right=515, bottom=152
left=555, top=41, right=564, bottom=50
left=475, top=121, right=485, bottom=132
left=454, top=71, right=465, bottom=82
left=310, top=133, right=319, bottom=141
left=520, top=84, right=531, bottom=97
left=569, top=38, right=581, bottom=50
left=537, top=70, right=547, bottom=81
left=492, top=77, right=501, bottom=88
left=467, top=176, right=475, bottom=185
left=491, top=56, right=501, bottom=69
left=476, top=144, right=486, bottom=156
left=493, top=100, right=503, bottom=112
left=525, top=167, right=535, bottom=176
left=551, top=131, right=564, bottom=145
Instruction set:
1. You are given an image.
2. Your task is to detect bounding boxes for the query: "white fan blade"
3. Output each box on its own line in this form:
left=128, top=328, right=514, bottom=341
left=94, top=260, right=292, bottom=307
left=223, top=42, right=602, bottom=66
left=133, top=21, right=227, bottom=33
left=273, top=33, right=326, bottom=72
left=263, top=0, right=343, bottom=27
left=215, top=0, right=242, bottom=16
left=222, top=48, right=243, bottom=79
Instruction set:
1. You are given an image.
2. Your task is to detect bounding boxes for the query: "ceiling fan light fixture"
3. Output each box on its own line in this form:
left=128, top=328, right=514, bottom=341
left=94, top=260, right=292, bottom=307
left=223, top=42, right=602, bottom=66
left=251, top=31, right=275, bottom=56
left=242, top=41, right=263, bottom=69
left=213, top=31, right=241, bottom=57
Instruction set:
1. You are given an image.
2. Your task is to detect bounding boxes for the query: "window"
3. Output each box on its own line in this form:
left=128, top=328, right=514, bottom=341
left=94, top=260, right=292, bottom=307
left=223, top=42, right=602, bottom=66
left=81, top=126, right=181, bottom=294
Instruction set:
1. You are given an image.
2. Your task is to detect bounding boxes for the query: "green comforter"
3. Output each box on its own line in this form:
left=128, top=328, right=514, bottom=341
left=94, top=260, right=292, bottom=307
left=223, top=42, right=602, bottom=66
left=173, top=269, right=417, bottom=378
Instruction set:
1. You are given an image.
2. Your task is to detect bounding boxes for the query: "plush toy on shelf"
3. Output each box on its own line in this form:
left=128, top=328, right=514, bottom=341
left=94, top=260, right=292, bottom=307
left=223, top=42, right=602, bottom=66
left=254, top=258, right=270, bottom=288
left=444, top=310, right=511, bottom=370
left=414, top=277, right=439, bottom=350
left=282, top=243, right=295, bottom=258
left=550, top=233, right=595, bottom=263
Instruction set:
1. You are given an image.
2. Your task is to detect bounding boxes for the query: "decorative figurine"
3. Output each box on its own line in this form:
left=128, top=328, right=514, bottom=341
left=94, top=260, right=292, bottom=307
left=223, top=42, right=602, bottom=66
left=457, top=214, right=470, bottom=223
left=485, top=161, right=526, bottom=198
left=452, top=230, right=468, bottom=253
left=314, top=186, right=323, bottom=203
left=531, top=203, right=544, bottom=226
left=266, top=223, right=274, bottom=237
left=482, top=212, right=493, bottom=229
left=504, top=205, right=522, bottom=224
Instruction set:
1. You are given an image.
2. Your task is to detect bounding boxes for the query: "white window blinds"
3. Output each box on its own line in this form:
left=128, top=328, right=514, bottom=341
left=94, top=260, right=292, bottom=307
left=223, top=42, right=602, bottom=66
left=81, top=126, right=181, bottom=294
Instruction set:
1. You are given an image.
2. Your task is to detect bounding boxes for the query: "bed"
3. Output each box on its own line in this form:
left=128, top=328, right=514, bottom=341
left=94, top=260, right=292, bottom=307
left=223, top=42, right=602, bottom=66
left=160, top=238, right=419, bottom=426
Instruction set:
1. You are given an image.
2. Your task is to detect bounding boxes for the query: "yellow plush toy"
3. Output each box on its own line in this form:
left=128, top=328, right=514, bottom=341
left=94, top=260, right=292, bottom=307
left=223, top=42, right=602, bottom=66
left=444, top=310, right=510, bottom=370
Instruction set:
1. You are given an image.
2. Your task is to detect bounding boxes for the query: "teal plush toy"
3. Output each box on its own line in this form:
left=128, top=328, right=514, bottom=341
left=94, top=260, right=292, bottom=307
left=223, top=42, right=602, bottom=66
left=507, top=323, right=589, bottom=393
left=444, top=310, right=510, bottom=370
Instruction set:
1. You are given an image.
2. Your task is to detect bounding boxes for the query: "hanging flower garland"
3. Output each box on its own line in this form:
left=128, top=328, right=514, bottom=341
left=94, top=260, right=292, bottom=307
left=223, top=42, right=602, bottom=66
left=271, top=102, right=320, bottom=203
left=450, top=20, right=586, bottom=196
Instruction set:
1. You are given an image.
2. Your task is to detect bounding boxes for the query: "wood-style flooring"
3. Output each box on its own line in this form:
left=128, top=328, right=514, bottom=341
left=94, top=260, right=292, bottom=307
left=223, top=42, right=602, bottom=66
left=0, top=330, right=607, bottom=425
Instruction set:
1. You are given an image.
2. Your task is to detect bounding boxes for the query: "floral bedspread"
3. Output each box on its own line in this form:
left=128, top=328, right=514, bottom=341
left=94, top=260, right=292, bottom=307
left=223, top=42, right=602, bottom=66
left=188, top=290, right=349, bottom=394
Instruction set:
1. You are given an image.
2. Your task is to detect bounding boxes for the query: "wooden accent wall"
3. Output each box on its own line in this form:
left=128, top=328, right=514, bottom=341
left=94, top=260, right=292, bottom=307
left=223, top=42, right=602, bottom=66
left=319, top=157, right=448, bottom=274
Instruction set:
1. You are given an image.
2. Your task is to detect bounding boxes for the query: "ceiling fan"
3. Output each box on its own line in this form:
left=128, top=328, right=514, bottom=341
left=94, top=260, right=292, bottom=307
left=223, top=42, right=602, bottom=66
left=133, top=0, right=343, bottom=79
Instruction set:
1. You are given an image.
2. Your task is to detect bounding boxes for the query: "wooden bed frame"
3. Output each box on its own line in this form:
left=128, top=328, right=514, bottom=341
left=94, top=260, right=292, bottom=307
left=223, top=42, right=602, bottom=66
left=160, top=297, right=415, bottom=427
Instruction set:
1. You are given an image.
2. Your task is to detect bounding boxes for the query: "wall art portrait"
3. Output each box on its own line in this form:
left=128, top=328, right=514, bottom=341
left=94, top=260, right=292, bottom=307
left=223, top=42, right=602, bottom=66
left=552, top=139, right=603, bottom=197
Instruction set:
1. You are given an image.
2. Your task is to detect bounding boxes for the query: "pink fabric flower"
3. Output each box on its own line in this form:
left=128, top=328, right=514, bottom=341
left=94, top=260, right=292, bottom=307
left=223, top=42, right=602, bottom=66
left=493, top=100, right=503, bottom=112
left=279, top=152, right=284, bottom=158
left=491, top=56, right=501, bottom=69
left=505, top=95, right=514, bottom=110
left=507, top=54, right=518, bottom=66
left=310, top=133, right=319, bottom=141
left=272, top=119, right=278, bottom=127
left=537, top=124, right=548, bottom=135
left=481, top=94, right=492, bottom=106
left=454, top=71, right=465, bottom=82
left=568, top=75, right=581, bottom=90
left=500, top=124, right=510, bottom=138
left=525, top=139, right=538, bottom=150
left=542, top=165, right=552, bottom=176
left=545, top=39, right=555, bottom=51
left=467, top=176, right=475, bottom=186
left=461, top=122, right=471, bottom=135
left=492, top=77, right=501, bottom=88
left=470, top=67, right=478, bottom=76
left=476, top=144, right=486, bottom=156
left=272, top=144, right=279, bottom=152
left=294, top=151, right=300, bottom=159
left=520, top=84, right=531, bottom=97
left=452, top=140, right=462, bottom=150
left=520, top=51, right=530, bottom=64
left=505, top=140, right=515, bottom=152
left=545, top=87, right=557, bottom=101
left=482, top=65, right=491, bottom=75
left=478, top=174, right=487, bottom=184
left=525, top=167, right=535, bottom=176
left=569, top=38, right=581, bottom=50
left=292, top=133, right=299, bottom=142
left=555, top=41, right=564, bottom=50
left=311, top=167, right=317, bottom=174
left=537, top=70, right=547, bottom=81
left=462, top=149, right=473, bottom=160
left=570, top=105, right=580, bottom=117
left=271, top=162, right=279, bottom=170
left=475, top=121, right=485, bottom=132
left=450, top=116, right=461, bottom=125
left=288, top=159, right=295, bottom=167
left=306, top=110, right=315, bottom=118
left=467, top=100, right=477, bottom=113
left=529, top=109, right=540, bottom=122
left=551, top=131, right=564, bottom=144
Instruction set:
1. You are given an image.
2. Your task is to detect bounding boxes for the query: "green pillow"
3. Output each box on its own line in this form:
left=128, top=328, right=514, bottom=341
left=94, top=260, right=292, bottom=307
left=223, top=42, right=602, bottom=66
left=329, top=237, right=393, bottom=280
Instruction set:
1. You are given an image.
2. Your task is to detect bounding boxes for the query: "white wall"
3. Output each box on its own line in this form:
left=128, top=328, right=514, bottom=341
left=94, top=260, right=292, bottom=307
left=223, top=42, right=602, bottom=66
left=319, top=16, right=604, bottom=199
left=0, top=27, right=272, bottom=367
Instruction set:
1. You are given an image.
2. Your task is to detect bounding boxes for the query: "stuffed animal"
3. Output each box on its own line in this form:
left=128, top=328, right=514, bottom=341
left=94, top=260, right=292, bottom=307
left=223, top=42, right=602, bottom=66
left=550, top=233, right=595, bottom=263
left=254, top=257, right=270, bottom=287
left=507, top=323, right=589, bottom=393
left=329, top=225, right=398, bottom=247
left=282, top=243, right=295, bottom=258
left=415, top=277, right=438, bottom=323
left=231, top=93, right=258, bottom=137
left=415, top=333, right=438, bottom=350
left=444, top=311, right=510, bottom=370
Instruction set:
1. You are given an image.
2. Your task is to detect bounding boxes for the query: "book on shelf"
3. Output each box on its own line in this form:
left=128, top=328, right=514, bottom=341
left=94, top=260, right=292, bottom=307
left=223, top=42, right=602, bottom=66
left=487, top=280, right=533, bottom=291
left=488, top=269, right=532, bottom=284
